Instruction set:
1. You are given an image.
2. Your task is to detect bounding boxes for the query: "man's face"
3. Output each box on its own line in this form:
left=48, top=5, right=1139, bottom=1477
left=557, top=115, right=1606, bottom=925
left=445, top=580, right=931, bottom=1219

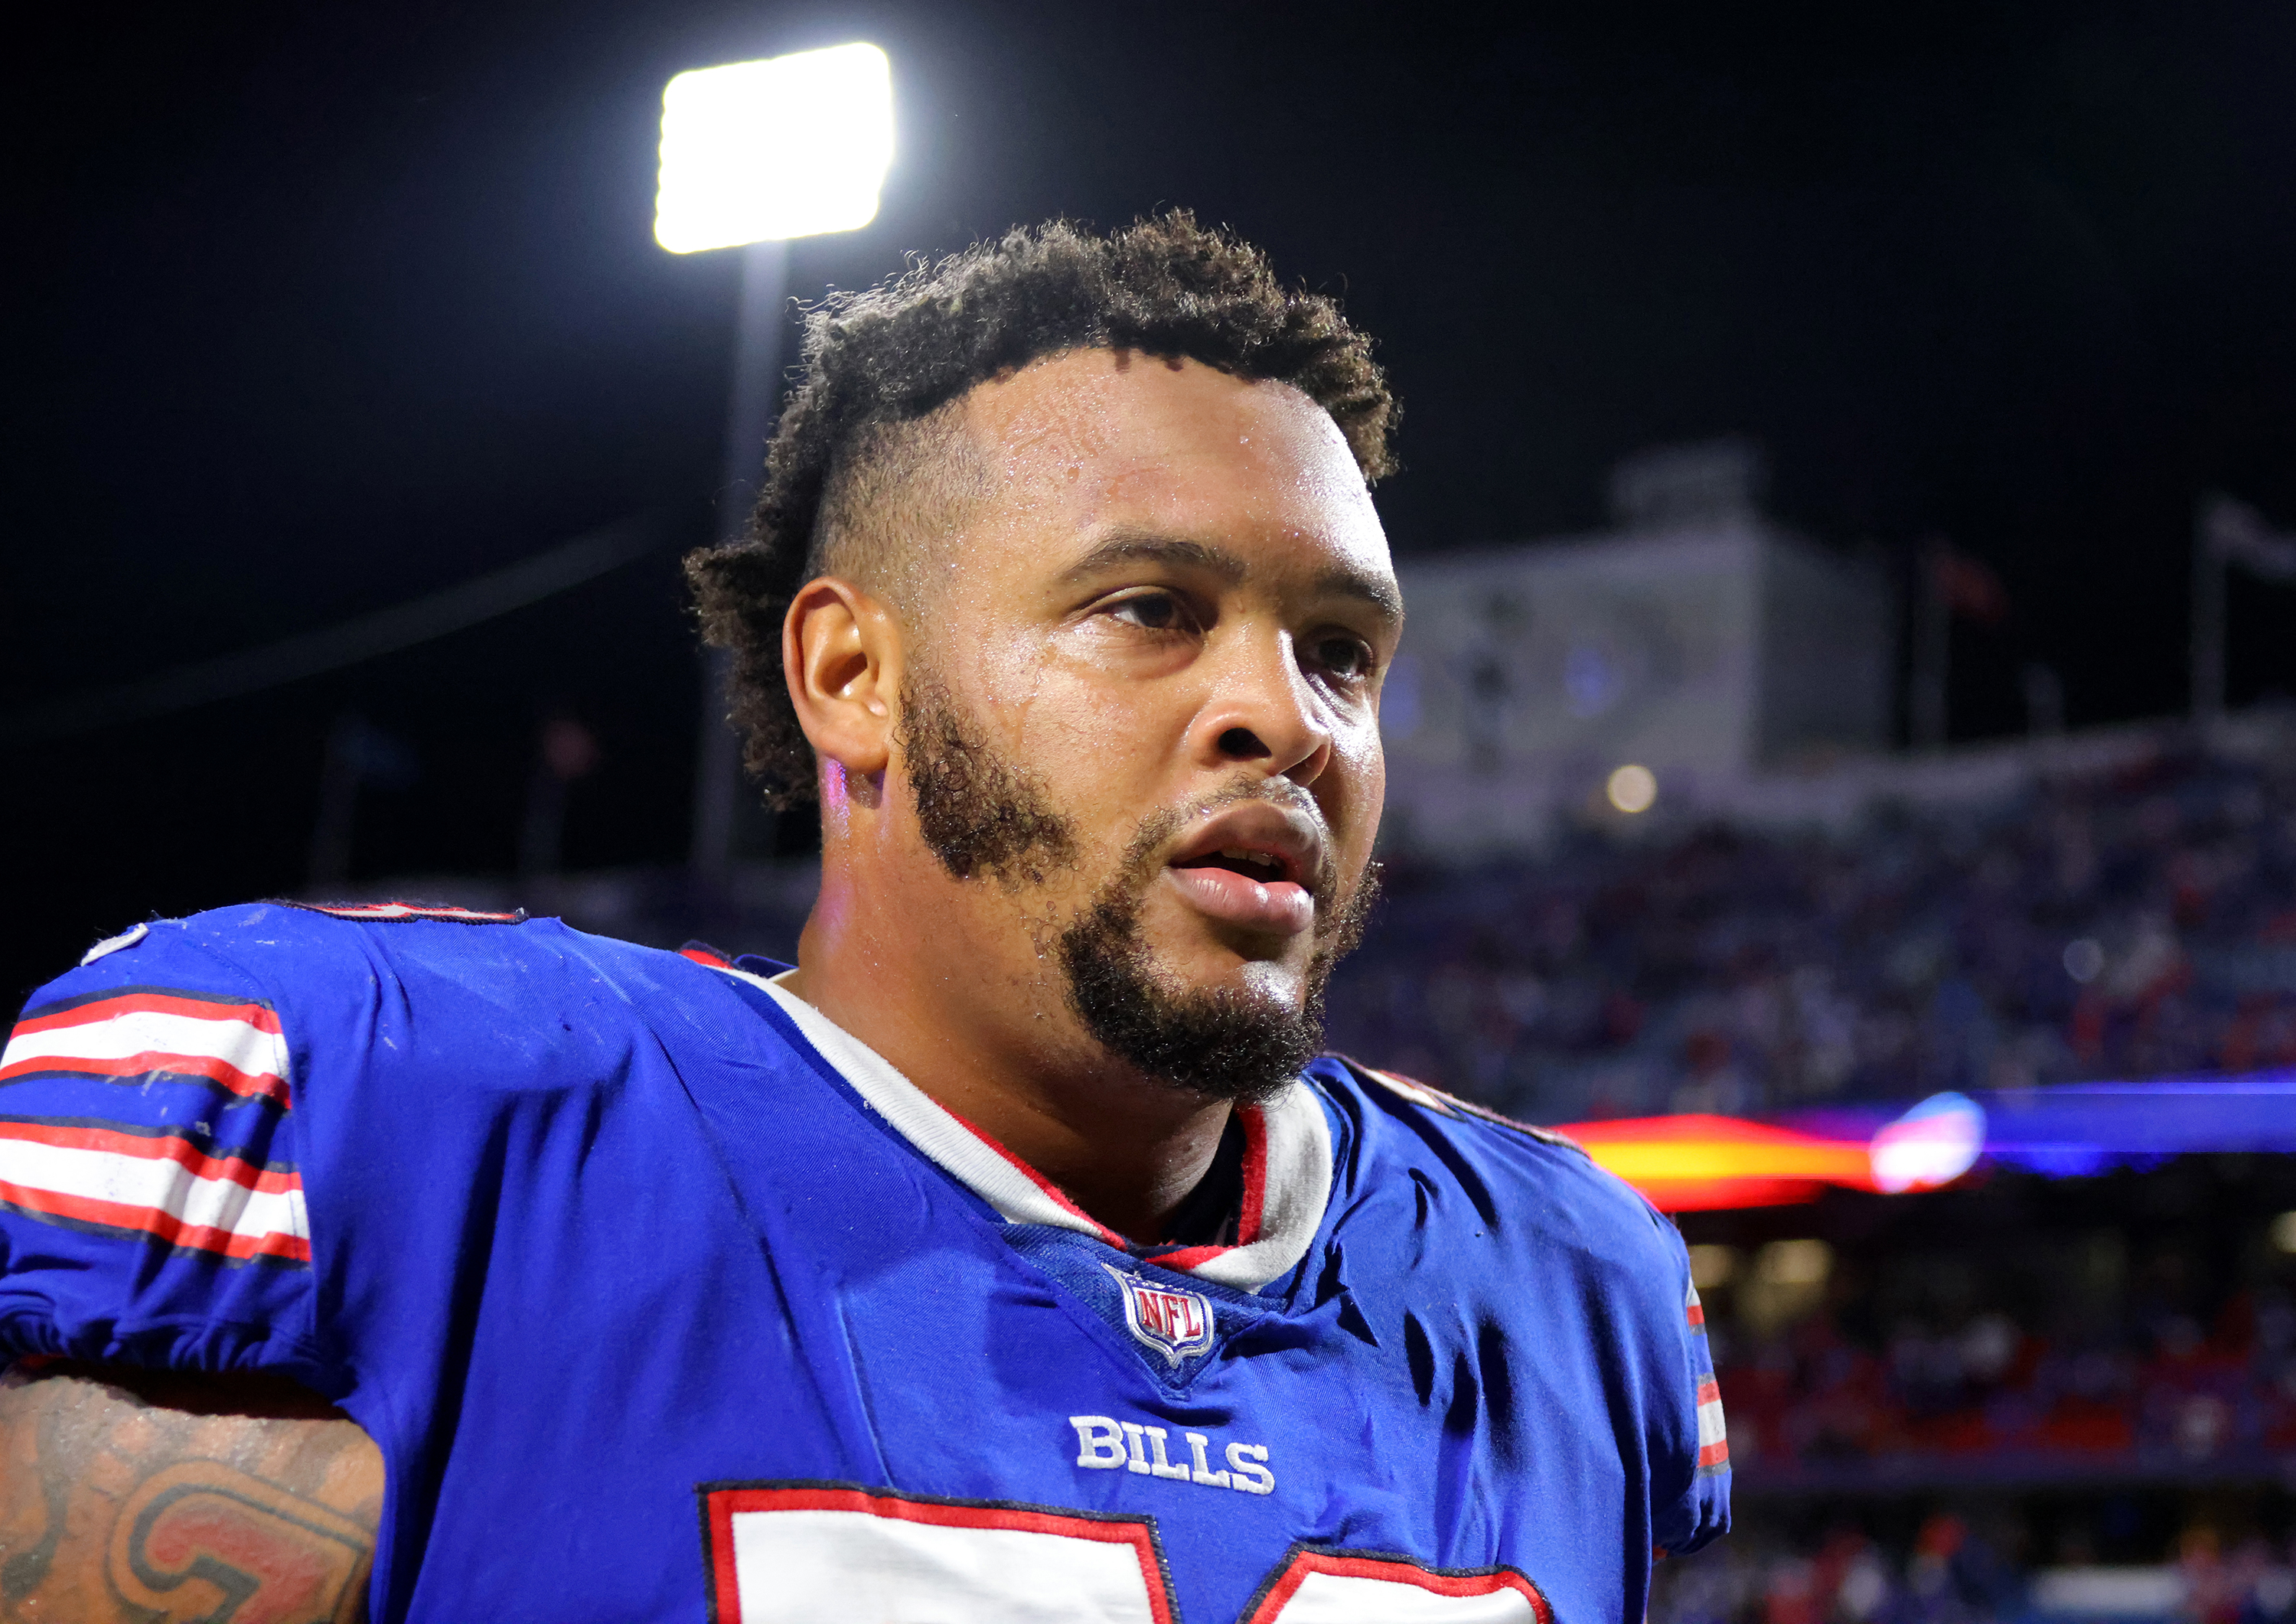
left=881, top=350, right=1400, bottom=1097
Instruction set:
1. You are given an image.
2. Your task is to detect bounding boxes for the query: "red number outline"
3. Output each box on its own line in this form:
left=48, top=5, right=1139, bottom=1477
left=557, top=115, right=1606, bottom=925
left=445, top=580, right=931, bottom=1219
left=1238, top=1544, right=1557, bottom=1623
left=697, top=1480, right=1181, bottom=1624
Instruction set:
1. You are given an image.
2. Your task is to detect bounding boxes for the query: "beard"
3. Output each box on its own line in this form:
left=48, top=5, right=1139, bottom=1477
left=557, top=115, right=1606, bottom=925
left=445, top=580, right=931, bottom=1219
left=899, top=673, right=1078, bottom=887
left=898, top=672, right=1381, bottom=1103
left=1056, top=812, right=1381, bottom=1103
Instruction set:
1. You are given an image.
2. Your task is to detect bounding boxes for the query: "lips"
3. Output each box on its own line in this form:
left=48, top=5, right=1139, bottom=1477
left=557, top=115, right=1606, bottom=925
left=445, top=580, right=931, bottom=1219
left=1163, top=800, right=1326, bottom=937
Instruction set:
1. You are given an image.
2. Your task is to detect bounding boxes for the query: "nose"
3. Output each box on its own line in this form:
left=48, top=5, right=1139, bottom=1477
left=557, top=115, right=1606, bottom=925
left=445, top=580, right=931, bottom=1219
left=1189, top=626, right=1335, bottom=788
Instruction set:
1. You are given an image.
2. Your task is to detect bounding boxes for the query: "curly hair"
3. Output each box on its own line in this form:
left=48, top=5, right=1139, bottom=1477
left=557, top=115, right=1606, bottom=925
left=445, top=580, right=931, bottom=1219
left=683, top=210, right=1399, bottom=808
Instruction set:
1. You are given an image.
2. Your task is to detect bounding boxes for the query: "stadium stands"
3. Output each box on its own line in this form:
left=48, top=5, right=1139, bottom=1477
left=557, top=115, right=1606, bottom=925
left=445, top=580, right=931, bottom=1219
left=1326, top=721, right=2296, bottom=1125
left=1652, top=1147, right=2296, bottom=1623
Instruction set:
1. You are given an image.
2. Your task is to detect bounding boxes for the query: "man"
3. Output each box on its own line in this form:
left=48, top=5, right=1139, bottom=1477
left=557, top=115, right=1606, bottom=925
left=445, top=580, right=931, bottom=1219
left=0, top=214, right=1726, bottom=1620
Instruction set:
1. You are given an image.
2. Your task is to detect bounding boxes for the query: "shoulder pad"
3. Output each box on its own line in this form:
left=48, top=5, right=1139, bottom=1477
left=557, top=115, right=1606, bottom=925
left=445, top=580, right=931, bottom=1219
left=276, top=900, right=527, bottom=925
left=1334, top=1055, right=1587, bottom=1153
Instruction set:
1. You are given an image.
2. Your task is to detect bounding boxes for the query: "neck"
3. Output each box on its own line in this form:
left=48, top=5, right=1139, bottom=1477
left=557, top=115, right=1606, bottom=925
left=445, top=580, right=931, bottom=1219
left=784, top=845, right=1234, bottom=1243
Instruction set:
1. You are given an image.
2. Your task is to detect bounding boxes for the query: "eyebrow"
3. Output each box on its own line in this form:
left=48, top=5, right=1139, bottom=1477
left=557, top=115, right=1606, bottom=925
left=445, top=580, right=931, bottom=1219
left=1060, top=530, right=1404, bottom=628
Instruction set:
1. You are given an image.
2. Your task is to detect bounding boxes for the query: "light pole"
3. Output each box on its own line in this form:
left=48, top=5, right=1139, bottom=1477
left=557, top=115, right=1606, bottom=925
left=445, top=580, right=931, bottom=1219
left=2193, top=492, right=2296, bottom=733
left=2193, top=495, right=2227, bottom=732
left=654, top=41, right=895, bottom=881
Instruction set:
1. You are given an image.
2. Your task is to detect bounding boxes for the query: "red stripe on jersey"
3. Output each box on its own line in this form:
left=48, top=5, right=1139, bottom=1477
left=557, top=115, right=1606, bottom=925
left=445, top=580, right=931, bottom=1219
left=0, top=1048, right=289, bottom=1107
left=12, top=990, right=282, bottom=1040
left=1145, top=1104, right=1272, bottom=1273
left=0, top=1121, right=297, bottom=1195
left=1698, top=1439, right=1730, bottom=1468
left=1241, top=1548, right=1554, bottom=1624
left=702, top=1484, right=1179, bottom=1624
left=679, top=947, right=733, bottom=969
left=944, top=1107, right=1128, bottom=1248
left=1234, top=1103, right=1268, bottom=1247
left=0, top=1180, right=309, bottom=1264
left=1688, top=1298, right=1706, bottom=1327
left=1696, top=1377, right=1720, bottom=1407
left=1148, top=1242, right=1218, bottom=1271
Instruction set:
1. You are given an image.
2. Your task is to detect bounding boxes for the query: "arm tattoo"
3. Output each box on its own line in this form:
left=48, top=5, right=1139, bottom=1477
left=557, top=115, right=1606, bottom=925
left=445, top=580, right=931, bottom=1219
left=0, top=1359, right=383, bottom=1623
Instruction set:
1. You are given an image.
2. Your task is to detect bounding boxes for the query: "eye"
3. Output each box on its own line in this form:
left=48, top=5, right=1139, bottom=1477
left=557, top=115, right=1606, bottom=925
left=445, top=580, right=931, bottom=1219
left=1107, top=591, right=1192, bottom=633
left=1307, top=632, right=1376, bottom=682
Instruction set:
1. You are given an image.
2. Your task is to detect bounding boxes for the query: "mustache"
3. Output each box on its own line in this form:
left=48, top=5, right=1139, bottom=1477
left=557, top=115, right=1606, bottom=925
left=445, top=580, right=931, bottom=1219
left=1111, top=778, right=1341, bottom=917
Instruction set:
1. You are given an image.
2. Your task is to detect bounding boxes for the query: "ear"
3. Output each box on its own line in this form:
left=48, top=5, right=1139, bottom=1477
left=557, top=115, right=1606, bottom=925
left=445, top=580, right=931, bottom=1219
left=784, top=577, right=903, bottom=781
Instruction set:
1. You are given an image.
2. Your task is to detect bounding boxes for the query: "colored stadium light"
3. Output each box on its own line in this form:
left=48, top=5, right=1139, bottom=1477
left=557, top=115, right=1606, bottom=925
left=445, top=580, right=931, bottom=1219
left=654, top=43, right=895, bottom=254
left=1561, top=1114, right=1877, bottom=1211
left=1867, top=1092, right=1986, bottom=1194
left=1562, top=1097, right=1982, bottom=1212
left=1606, top=763, right=1658, bottom=814
left=1563, top=1071, right=2296, bottom=1212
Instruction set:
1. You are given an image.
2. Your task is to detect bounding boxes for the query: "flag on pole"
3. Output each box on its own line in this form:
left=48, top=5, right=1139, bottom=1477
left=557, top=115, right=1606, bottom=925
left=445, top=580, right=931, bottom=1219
left=2204, top=495, right=2296, bottom=583
left=1929, top=544, right=2010, bottom=624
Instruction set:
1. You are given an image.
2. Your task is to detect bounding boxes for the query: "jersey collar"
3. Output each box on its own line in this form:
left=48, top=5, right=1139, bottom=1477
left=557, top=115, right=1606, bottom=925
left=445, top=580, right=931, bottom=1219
left=706, top=961, right=1332, bottom=1293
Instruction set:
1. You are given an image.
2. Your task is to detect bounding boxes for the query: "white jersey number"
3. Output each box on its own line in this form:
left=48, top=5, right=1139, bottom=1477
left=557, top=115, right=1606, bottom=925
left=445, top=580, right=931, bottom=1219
left=700, top=1484, right=1550, bottom=1624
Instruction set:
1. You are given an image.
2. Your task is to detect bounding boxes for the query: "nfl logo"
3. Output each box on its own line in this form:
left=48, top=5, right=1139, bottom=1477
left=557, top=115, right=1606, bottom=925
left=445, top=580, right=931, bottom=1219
left=1104, top=1266, right=1216, bottom=1365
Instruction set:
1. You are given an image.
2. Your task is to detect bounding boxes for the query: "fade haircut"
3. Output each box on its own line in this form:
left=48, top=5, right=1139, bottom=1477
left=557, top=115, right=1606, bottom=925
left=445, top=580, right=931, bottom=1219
left=683, top=211, right=1399, bottom=808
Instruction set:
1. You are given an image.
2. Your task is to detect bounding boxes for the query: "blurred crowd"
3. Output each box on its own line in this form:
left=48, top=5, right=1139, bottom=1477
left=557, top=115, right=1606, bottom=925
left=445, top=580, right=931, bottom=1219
left=1657, top=1513, right=2026, bottom=1624
left=1651, top=1157, right=2296, bottom=1623
left=1690, top=1155, right=2296, bottom=1472
left=1655, top=1513, right=2296, bottom=1624
left=1326, top=729, right=2296, bottom=1123
left=1710, top=1267, right=2296, bottom=1476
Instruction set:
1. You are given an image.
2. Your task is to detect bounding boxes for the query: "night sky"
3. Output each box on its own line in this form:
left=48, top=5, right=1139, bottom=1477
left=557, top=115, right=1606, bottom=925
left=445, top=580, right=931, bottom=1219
left=9, top=0, right=2296, bottom=1003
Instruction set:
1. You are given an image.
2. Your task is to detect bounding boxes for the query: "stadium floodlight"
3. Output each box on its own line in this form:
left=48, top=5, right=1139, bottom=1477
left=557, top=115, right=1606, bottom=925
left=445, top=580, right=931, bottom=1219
left=654, top=43, right=895, bottom=255
left=662, top=43, right=895, bottom=876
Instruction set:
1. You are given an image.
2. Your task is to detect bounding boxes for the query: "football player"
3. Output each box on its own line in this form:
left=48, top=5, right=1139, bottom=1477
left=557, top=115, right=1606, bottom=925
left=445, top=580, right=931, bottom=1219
left=0, top=214, right=1727, bottom=1621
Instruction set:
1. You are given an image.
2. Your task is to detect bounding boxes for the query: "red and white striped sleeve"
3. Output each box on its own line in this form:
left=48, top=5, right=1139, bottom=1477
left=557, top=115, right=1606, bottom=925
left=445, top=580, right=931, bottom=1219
left=1652, top=1241, right=1730, bottom=1558
left=1687, top=1282, right=1729, bottom=1476
left=0, top=919, right=321, bottom=1375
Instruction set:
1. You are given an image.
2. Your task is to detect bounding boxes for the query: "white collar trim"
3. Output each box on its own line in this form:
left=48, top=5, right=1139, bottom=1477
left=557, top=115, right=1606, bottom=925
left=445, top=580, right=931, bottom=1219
left=709, top=963, right=1331, bottom=1292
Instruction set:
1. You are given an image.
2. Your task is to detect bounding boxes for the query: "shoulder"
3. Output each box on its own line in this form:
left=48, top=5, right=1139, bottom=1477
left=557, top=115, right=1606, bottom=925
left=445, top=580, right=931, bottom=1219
left=38, top=898, right=543, bottom=990
left=160, top=897, right=703, bottom=993
left=1310, top=1054, right=1688, bottom=1277
left=1321, top=1055, right=1586, bottom=1153
left=18, top=902, right=757, bottom=1090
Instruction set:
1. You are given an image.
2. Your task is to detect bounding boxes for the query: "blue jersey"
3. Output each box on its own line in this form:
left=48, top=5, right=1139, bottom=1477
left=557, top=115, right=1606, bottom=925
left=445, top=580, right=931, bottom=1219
left=0, top=903, right=1727, bottom=1622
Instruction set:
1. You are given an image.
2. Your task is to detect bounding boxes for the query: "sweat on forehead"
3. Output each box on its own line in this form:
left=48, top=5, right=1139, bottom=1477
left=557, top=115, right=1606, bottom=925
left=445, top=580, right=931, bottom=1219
left=815, top=353, right=1359, bottom=618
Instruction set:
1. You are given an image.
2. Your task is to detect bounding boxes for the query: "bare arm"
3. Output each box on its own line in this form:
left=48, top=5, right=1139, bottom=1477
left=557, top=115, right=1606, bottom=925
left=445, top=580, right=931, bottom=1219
left=0, top=1359, right=383, bottom=1623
